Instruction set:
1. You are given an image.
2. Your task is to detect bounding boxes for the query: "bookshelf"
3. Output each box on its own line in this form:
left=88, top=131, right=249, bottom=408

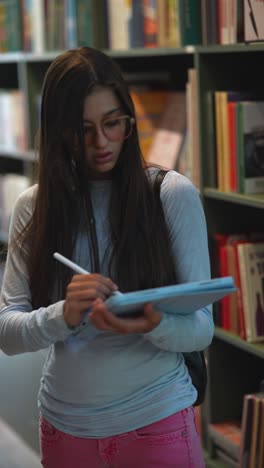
left=1, top=7, right=264, bottom=468
left=198, top=43, right=264, bottom=467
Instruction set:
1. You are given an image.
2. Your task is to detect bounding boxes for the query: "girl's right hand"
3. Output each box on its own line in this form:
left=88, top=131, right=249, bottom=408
left=63, top=274, right=118, bottom=328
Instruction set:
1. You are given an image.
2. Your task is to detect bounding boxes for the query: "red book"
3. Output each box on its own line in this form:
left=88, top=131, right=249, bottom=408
left=231, top=238, right=248, bottom=340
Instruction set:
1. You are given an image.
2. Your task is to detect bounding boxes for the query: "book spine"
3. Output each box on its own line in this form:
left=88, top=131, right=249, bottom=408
left=76, top=0, right=93, bottom=47
left=220, top=91, right=230, bottom=191
left=91, top=0, right=108, bottom=49
left=31, top=0, right=45, bottom=53
left=131, top=0, right=144, bottom=48
left=236, top=101, right=245, bottom=193
left=227, top=101, right=238, bottom=192
left=215, top=91, right=224, bottom=191
left=107, top=0, right=130, bottom=49
left=167, top=0, right=181, bottom=47
left=64, top=0, right=78, bottom=49
left=143, top=0, right=158, bottom=48
left=237, top=243, right=255, bottom=342
left=6, top=0, right=22, bottom=51
left=179, top=0, right=202, bottom=46
left=204, top=91, right=217, bottom=187
left=232, top=240, right=247, bottom=340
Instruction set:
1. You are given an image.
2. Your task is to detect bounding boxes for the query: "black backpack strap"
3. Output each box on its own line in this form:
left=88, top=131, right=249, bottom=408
left=153, top=169, right=168, bottom=199
left=153, top=168, right=207, bottom=406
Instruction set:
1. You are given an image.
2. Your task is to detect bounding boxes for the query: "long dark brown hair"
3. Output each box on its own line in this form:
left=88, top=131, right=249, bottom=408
left=15, top=47, right=176, bottom=308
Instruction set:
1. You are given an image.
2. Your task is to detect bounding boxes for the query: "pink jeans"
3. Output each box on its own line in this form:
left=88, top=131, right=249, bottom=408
left=39, top=407, right=205, bottom=467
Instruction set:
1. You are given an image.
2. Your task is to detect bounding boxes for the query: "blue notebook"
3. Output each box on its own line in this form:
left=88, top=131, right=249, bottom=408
left=104, top=276, right=236, bottom=316
left=67, top=276, right=236, bottom=348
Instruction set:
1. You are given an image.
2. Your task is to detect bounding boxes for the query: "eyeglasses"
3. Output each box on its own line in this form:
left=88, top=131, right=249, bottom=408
left=83, top=115, right=135, bottom=144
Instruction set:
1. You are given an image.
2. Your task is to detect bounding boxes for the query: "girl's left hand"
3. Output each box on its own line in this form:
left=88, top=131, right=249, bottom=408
left=89, top=298, right=162, bottom=334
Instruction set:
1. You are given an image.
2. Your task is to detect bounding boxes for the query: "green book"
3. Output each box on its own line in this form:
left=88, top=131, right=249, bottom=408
left=76, top=0, right=107, bottom=49
left=6, top=0, right=22, bottom=51
left=179, top=0, right=202, bottom=46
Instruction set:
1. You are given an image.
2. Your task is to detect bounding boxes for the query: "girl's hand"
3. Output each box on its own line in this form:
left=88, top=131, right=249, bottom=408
left=89, top=298, right=162, bottom=334
left=64, top=274, right=118, bottom=328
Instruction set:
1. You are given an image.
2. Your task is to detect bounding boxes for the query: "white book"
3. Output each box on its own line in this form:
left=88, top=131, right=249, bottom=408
left=31, top=0, right=45, bottom=53
left=239, top=101, right=264, bottom=194
left=244, top=0, right=264, bottom=42
left=107, top=0, right=132, bottom=50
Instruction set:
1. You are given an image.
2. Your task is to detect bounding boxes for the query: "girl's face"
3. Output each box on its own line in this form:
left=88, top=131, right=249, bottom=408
left=82, top=86, right=126, bottom=178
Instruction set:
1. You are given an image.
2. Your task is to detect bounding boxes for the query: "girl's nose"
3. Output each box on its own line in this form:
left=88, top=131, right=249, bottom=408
left=94, top=126, right=108, bottom=148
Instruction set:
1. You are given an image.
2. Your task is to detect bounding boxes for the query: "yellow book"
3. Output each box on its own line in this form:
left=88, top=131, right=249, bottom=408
left=220, top=91, right=230, bottom=192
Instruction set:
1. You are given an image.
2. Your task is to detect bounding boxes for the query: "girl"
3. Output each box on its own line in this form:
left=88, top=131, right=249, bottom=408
left=0, top=47, right=214, bottom=467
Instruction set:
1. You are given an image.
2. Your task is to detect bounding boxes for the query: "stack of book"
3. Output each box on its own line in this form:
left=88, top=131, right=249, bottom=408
left=1, top=1, right=263, bottom=54
left=209, top=233, right=264, bottom=343
left=206, top=91, right=264, bottom=195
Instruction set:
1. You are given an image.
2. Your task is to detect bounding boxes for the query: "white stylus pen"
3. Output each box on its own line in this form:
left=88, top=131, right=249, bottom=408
left=53, top=252, right=122, bottom=295
left=53, top=252, right=90, bottom=275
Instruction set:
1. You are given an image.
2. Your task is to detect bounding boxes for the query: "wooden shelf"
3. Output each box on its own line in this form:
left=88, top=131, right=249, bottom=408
left=197, top=42, right=264, bottom=54
left=204, top=188, right=264, bottom=210
left=215, top=327, right=264, bottom=359
left=1, top=42, right=263, bottom=64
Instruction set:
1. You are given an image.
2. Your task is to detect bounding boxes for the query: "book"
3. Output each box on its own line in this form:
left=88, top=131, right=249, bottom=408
left=143, top=0, right=158, bottom=48
left=249, top=394, right=263, bottom=468
left=166, top=0, right=181, bottom=48
left=3, top=0, right=22, bottom=52
left=213, top=90, right=258, bottom=192
left=237, top=242, right=264, bottom=342
left=201, top=0, right=218, bottom=45
left=147, top=91, right=186, bottom=170
left=204, top=91, right=217, bottom=187
left=239, top=392, right=264, bottom=468
left=218, top=0, right=230, bottom=45
left=227, top=101, right=238, bottom=191
left=76, top=0, right=107, bottom=49
left=236, top=101, right=264, bottom=194
left=258, top=398, right=264, bottom=468
left=107, top=0, right=131, bottom=50
left=104, top=276, right=236, bottom=316
left=157, top=0, right=168, bottom=47
left=130, top=85, right=170, bottom=158
left=64, top=0, right=78, bottom=49
left=130, top=0, right=145, bottom=48
left=215, top=91, right=224, bottom=190
left=179, top=0, right=202, bottom=46
left=244, top=0, right=264, bottom=42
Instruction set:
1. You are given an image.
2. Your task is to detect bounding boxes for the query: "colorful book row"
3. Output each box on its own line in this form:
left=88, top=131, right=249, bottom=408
left=210, top=232, right=264, bottom=343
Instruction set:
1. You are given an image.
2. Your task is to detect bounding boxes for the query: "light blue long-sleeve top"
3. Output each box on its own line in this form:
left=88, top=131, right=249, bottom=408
left=0, top=169, right=214, bottom=438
